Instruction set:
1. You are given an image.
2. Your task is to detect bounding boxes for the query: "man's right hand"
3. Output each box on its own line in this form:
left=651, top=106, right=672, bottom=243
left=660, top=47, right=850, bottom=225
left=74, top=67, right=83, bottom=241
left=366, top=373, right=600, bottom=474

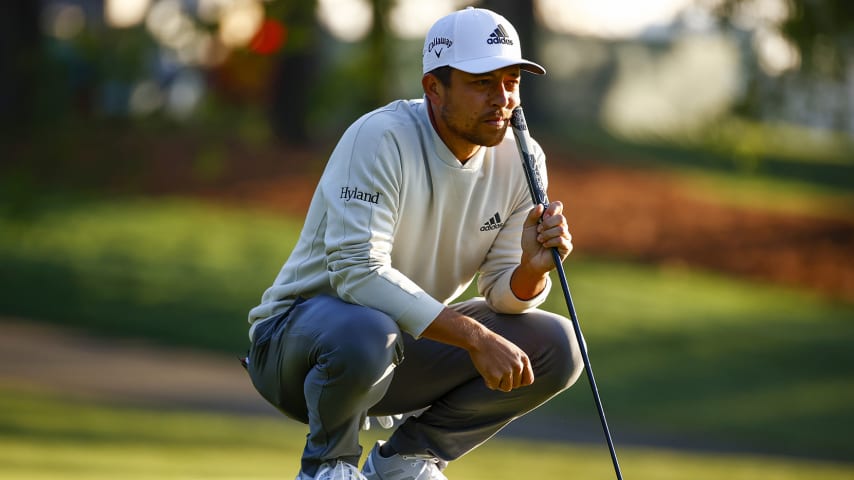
left=421, top=307, right=534, bottom=392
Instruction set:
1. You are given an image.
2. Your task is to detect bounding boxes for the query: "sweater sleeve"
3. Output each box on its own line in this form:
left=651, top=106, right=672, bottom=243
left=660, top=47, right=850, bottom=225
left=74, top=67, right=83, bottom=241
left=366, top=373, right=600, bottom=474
left=322, top=122, right=444, bottom=338
left=477, top=143, right=552, bottom=313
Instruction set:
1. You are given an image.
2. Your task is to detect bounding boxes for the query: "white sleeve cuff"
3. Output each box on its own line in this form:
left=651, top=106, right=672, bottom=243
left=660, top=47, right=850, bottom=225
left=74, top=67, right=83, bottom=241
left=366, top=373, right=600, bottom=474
left=485, top=270, right=552, bottom=314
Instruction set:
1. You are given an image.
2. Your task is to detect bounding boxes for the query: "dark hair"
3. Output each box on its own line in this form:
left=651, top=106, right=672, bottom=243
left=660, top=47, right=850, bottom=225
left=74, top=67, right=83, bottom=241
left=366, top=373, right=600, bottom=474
left=427, top=66, right=453, bottom=86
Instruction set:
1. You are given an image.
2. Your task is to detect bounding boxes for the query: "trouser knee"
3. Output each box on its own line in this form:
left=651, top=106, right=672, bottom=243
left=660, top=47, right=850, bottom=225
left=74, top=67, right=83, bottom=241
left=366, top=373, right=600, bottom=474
left=247, top=297, right=403, bottom=422
left=525, top=312, right=585, bottom=394
left=320, top=310, right=404, bottom=390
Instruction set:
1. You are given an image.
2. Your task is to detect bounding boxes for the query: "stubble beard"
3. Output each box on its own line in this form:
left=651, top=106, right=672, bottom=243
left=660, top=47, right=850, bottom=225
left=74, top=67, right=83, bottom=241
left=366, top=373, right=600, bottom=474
left=440, top=105, right=507, bottom=148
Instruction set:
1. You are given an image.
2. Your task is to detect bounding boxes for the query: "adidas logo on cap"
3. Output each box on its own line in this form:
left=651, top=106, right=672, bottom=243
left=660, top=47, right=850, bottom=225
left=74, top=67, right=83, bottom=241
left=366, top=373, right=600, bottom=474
left=421, top=7, right=545, bottom=75
left=487, top=24, right=514, bottom=45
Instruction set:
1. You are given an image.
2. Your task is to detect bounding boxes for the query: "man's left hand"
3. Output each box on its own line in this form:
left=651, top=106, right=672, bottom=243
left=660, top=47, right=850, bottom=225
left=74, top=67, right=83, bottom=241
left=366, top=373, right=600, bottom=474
left=521, top=201, right=572, bottom=275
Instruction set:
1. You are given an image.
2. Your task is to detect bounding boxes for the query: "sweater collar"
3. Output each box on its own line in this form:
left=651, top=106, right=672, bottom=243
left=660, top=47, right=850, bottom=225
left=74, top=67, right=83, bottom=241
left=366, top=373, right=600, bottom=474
left=418, top=98, right=486, bottom=171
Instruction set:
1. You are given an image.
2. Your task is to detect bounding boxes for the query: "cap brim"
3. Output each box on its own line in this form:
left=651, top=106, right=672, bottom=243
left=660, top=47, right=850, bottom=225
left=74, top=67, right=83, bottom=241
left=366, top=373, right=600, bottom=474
left=451, top=56, right=546, bottom=75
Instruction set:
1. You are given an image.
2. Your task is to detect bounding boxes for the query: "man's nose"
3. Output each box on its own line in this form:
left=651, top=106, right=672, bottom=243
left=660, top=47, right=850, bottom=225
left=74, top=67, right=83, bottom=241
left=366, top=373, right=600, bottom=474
left=491, top=84, right=514, bottom=108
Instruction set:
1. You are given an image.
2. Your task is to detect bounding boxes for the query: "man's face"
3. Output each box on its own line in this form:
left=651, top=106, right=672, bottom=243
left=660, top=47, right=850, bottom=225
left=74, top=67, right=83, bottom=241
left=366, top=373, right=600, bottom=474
left=431, top=66, right=522, bottom=158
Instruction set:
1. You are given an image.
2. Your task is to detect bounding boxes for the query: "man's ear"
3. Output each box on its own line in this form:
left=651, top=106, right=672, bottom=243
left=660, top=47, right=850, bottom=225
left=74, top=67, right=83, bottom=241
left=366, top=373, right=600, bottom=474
left=422, top=74, right=444, bottom=105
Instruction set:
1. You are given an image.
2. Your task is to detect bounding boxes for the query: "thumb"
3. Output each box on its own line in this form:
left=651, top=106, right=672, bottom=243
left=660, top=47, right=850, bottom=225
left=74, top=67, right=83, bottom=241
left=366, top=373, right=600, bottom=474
left=524, top=204, right=544, bottom=229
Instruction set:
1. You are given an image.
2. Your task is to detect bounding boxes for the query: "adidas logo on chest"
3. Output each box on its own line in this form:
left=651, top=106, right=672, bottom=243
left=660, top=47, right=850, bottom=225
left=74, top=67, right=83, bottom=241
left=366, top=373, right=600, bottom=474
left=480, top=212, right=504, bottom=231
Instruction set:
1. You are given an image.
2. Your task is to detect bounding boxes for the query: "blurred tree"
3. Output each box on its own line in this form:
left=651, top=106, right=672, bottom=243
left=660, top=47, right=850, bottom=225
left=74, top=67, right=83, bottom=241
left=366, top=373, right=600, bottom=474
left=366, top=0, right=395, bottom=107
left=785, top=1, right=853, bottom=78
left=265, top=0, right=398, bottom=144
left=712, top=0, right=854, bottom=131
left=780, top=0, right=853, bottom=131
left=0, top=0, right=40, bottom=137
left=715, top=0, right=853, bottom=79
left=266, top=0, right=321, bottom=144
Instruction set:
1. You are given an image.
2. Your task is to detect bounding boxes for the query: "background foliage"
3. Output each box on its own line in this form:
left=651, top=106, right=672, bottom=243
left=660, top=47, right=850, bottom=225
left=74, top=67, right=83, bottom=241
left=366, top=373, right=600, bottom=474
left=1, top=0, right=852, bottom=478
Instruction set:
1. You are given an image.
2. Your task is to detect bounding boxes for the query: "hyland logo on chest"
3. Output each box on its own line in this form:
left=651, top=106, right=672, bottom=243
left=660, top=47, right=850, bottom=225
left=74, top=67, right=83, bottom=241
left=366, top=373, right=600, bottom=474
left=480, top=212, right=504, bottom=231
left=340, top=186, right=382, bottom=204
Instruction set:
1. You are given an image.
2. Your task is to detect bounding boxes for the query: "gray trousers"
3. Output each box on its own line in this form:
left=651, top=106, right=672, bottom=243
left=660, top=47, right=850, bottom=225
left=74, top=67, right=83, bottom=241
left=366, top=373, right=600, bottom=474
left=246, top=294, right=583, bottom=476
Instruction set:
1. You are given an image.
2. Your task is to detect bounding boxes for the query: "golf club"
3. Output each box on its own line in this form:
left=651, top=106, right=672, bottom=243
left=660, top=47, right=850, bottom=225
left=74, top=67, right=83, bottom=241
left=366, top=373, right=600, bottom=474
left=510, top=105, right=624, bottom=480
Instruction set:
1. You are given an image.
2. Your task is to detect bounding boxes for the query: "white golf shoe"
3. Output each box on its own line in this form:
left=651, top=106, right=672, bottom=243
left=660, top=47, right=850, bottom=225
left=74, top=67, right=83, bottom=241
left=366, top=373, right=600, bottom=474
left=362, top=441, right=447, bottom=480
left=297, top=460, right=367, bottom=480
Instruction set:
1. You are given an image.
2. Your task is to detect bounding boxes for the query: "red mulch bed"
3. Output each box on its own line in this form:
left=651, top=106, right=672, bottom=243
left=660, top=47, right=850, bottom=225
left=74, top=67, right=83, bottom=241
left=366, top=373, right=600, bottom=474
left=70, top=136, right=854, bottom=302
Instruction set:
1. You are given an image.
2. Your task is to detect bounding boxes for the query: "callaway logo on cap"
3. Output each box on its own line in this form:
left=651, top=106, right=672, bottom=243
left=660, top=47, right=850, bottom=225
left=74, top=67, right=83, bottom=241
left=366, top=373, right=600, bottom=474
left=422, top=7, right=546, bottom=76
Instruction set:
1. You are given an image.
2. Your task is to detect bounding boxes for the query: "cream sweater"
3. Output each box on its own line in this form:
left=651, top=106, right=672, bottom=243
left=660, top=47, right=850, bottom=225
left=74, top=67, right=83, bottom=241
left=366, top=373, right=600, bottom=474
left=248, top=99, right=551, bottom=338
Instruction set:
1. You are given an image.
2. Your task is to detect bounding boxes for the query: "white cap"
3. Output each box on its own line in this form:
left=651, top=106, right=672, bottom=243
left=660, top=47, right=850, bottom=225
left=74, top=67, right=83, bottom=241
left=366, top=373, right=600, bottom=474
left=422, top=7, right=545, bottom=76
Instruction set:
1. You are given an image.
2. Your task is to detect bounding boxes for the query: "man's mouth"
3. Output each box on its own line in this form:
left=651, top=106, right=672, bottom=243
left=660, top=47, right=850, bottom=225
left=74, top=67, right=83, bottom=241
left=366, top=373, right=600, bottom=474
left=485, top=115, right=509, bottom=127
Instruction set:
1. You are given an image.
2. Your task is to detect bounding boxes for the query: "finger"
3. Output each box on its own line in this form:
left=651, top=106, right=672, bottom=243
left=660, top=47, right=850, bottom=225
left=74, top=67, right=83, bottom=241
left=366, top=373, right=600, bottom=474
left=520, top=357, right=535, bottom=387
left=543, top=234, right=573, bottom=254
left=538, top=211, right=567, bottom=231
left=538, top=228, right=571, bottom=252
left=543, top=200, right=563, bottom=218
left=538, top=222, right=567, bottom=241
left=501, top=376, right=513, bottom=392
left=511, top=354, right=532, bottom=389
left=489, top=377, right=502, bottom=391
left=512, top=372, right=523, bottom=390
left=562, top=233, right=574, bottom=255
left=485, top=375, right=501, bottom=391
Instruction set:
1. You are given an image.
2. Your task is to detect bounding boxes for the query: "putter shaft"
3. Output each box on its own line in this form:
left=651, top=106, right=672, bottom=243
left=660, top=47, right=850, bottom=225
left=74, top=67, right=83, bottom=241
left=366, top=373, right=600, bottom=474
left=510, top=106, right=624, bottom=480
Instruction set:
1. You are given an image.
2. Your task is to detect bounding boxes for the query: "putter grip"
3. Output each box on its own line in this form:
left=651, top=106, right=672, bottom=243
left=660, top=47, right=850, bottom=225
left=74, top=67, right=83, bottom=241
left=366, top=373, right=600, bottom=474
left=510, top=107, right=548, bottom=207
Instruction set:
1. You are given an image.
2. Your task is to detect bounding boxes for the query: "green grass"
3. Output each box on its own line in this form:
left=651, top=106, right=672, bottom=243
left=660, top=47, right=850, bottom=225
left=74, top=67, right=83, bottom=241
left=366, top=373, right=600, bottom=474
left=534, top=259, right=854, bottom=459
left=546, top=117, right=854, bottom=193
left=0, top=196, right=302, bottom=352
left=666, top=166, right=854, bottom=218
left=1, top=389, right=852, bottom=480
left=0, top=197, right=852, bottom=462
